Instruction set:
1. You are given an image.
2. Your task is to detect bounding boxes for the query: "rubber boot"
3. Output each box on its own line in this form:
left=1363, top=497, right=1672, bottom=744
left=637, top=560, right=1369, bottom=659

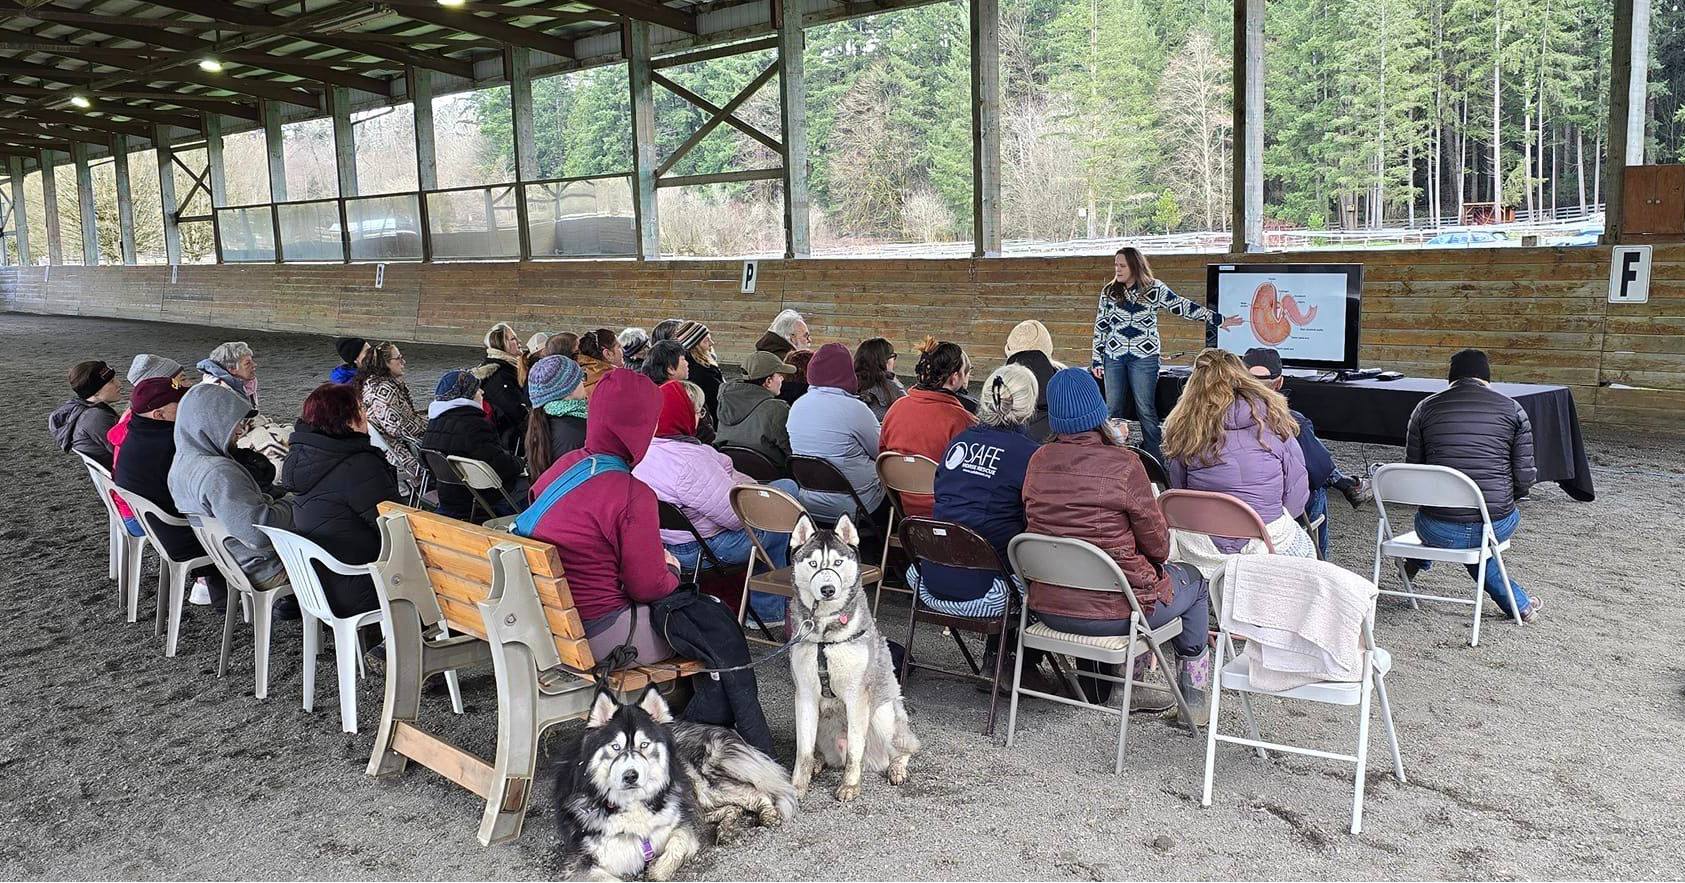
left=1175, top=647, right=1213, bottom=727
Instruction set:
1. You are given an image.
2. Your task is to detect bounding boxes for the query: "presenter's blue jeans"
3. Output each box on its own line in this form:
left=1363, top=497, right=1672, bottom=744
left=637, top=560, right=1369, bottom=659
left=1103, top=354, right=1162, bottom=462
left=1410, top=508, right=1531, bottom=616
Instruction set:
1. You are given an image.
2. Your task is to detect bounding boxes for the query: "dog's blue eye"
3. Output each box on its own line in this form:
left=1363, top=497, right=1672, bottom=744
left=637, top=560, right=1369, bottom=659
left=638, top=740, right=651, bottom=750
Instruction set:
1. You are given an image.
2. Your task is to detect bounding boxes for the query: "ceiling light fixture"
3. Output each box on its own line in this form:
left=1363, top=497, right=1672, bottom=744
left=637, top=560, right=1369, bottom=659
left=70, top=95, right=91, bottom=109
left=199, top=57, right=224, bottom=72
left=437, top=0, right=467, bottom=7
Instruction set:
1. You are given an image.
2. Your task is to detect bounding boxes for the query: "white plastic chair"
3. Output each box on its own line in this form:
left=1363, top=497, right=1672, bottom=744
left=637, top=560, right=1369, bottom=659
left=110, top=487, right=212, bottom=657
left=1200, top=560, right=1406, bottom=835
left=1005, top=533, right=1201, bottom=774
left=76, top=452, right=146, bottom=619
left=1370, top=463, right=1522, bottom=647
left=189, top=515, right=293, bottom=700
left=259, top=525, right=464, bottom=733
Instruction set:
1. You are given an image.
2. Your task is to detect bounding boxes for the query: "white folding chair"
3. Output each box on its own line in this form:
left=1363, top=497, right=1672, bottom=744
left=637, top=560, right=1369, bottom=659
left=189, top=515, right=293, bottom=700
left=1200, top=559, right=1405, bottom=835
left=1005, top=534, right=1201, bottom=774
left=260, top=526, right=463, bottom=733
left=1370, top=463, right=1522, bottom=647
left=111, top=488, right=212, bottom=657
left=447, top=454, right=521, bottom=519
left=75, top=452, right=146, bottom=619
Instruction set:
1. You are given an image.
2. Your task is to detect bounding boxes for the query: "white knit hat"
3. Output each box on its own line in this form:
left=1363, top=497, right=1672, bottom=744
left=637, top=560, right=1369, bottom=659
left=1004, top=320, right=1054, bottom=358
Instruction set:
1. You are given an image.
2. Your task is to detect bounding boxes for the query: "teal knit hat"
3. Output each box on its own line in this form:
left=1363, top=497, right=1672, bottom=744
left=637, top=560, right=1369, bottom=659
left=1046, top=367, right=1108, bottom=434
left=528, top=354, right=584, bottom=408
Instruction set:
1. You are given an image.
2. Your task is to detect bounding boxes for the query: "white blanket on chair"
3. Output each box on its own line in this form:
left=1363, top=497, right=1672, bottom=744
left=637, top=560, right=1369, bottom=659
left=1170, top=510, right=1315, bottom=581
left=1217, top=554, right=1377, bottom=692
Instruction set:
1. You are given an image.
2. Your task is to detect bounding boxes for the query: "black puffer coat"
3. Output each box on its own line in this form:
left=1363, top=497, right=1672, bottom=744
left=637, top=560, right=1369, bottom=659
left=281, top=423, right=398, bottom=617
left=422, top=404, right=525, bottom=520
left=114, top=413, right=203, bottom=561
left=479, top=356, right=529, bottom=453
left=1405, top=379, right=1536, bottom=522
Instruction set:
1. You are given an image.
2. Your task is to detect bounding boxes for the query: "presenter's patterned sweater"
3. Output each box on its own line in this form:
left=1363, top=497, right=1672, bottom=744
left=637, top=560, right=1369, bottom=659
left=1090, top=280, right=1228, bottom=365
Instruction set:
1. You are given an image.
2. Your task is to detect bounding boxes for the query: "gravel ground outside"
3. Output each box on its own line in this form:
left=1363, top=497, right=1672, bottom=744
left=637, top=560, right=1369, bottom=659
left=3, top=312, right=1683, bottom=881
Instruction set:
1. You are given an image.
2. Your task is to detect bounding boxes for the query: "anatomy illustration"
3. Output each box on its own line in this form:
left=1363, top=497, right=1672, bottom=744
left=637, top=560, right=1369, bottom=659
left=1248, top=282, right=1318, bottom=345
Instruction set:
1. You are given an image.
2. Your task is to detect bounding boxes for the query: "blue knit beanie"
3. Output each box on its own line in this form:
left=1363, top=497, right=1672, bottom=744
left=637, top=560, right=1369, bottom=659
left=528, top=354, right=583, bottom=408
left=1046, top=367, right=1108, bottom=435
left=434, top=368, right=480, bottom=402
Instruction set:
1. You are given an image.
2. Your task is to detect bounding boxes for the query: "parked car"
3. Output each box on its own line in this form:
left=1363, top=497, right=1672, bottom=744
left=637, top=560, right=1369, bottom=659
left=1426, top=230, right=1501, bottom=247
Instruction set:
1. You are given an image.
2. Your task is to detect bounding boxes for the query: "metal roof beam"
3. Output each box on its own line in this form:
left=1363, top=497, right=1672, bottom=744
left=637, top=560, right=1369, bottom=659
left=381, top=5, right=578, bottom=58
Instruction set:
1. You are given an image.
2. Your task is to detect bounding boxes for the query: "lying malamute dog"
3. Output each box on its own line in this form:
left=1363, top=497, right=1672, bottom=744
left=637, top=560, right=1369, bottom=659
left=553, top=688, right=796, bottom=880
left=788, top=514, right=921, bottom=802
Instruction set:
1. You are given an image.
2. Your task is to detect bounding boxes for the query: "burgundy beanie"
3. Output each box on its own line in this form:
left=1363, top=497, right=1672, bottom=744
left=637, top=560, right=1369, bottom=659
left=804, top=342, right=857, bottom=393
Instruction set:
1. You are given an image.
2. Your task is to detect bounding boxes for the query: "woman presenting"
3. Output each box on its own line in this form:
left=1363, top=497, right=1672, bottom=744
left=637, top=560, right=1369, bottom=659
left=1090, top=246, right=1243, bottom=461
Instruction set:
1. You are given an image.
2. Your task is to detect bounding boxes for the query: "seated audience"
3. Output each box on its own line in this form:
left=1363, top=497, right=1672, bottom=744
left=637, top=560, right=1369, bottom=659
left=1004, top=319, right=1062, bottom=441
left=715, top=352, right=797, bottom=473
left=357, top=342, right=427, bottom=496
left=331, top=337, right=368, bottom=384
left=1162, top=348, right=1314, bottom=573
left=651, top=318, right=684, bottom=344
left=619, top=327, right=651, bottom=370
left=787, top=342, right=885, bottom=522
left=542, top=332, right=580, bottom=361
left=281, top=383, right=398, bottom=617
left=879, top=338, right=977, bottom=518
left=526, top=331, right=552, bottom=355
left=1241, top=347, right=1373, bottom=558
left=758, top=309, right=813, bottom=404
left=636, top=382, right=795, bottom=624
left=1404, top=348, right=1542, bottom=622
left=642, top=340, right=691, bottom=387
left=114, top=375, right=226, bottom=609
left=576, top=329, right=621, bottom=398
left=675, top=321, right=723, bottom=425
left=906, top=364, right=1039, bottom=620
left=524, top=368, right=681, bottom=665
left=524, top=355, right=589, bottom=477
left=422, top=368, right=525, bottom=521
left=854, top=337, right=906, bottom=420
left=480, top=322, right=530, bottom=453
left=169, top=382, right=294, bottom=592
left=1022, top=367, right=1212, bottom=717
left=198, top=341, right=287, bottom=482
left=50, top=359, right=121, bottom=469
left=109, top=355, right=187, bottom=534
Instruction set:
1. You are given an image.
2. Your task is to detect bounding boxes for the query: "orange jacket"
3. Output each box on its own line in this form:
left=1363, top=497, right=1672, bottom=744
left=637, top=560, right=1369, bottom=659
left=879, top=387, right=976, bottom=517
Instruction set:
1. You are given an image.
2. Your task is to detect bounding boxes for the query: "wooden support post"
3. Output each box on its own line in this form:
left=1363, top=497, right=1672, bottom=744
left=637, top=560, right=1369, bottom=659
left=1231, top=0, right=1264, bottom=253
left=969, top=0, right=1002, bottom=257
left=112, top=135, right=137, bottom=265
left=156, top=126, right=182, bottom=266
left=778, top=0, right=810, bottom=258
left=205, top=113, right=229, bottom=208
left=39, top=150, right=62, bottom=265
left=627, top=21, right=660, bottom=260
left=73, top=142, right=99, bottom=264
left=331, top=86, right=359, bottom=199
left=7, top=156, right=26, bottom=265
left=410, top=68, right=439, bottom=192
left=262, top=98, right=288, bottom=203
left=508, top=47, right=536, bottom=260
left=1602, top=0, right=1642, bottom=244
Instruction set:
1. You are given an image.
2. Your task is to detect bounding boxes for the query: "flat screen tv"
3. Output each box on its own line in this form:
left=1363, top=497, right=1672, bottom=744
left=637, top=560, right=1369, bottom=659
left=1205, top=263, right=1363, bottom=371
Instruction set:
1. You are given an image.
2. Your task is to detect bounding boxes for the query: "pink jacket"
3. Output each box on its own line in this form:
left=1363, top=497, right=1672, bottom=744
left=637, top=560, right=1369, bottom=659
left=634, top=435, right=753, bottom=544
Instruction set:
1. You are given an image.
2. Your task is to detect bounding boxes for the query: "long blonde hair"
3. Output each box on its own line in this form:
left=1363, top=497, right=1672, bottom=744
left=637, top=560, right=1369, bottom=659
left=1162, top=348, right=1299, bottom=466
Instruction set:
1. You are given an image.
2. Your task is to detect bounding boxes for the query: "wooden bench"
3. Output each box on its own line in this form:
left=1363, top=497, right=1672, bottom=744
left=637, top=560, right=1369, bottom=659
left=365, top=503, right=702, bottom=845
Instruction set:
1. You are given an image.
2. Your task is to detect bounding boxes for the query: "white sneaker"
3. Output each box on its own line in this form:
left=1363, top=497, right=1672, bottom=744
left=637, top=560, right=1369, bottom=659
left=188, top=577, right=212, bottom=606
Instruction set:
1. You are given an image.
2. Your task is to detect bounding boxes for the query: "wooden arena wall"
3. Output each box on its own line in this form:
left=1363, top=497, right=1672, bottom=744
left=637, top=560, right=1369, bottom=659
left=3, top=245, right=1682, bottom=431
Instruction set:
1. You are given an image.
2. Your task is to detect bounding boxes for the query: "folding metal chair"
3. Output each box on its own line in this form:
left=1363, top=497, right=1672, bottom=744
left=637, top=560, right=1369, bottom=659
left=1128, top=445, right=1171, bottom=495
left=1005, top=534, right=1201, bottom=774
left=874, top=452, right=937, bottom=613
left=110, top=487, right=212, bottom=657
left=899, top=516, right=1017, bottom=736
left=1370, top=463, right=1522, bottom=647
left=75, top=452, right=145, bottom=619
left=1201, top=556, right=1405, bottom=835
left=728, top=483, right=882, bottom=644
left=189, top=515, right=294, bottom=700
left=789, top=454, right=888, bottom=596
left=656, top=500, right=772, bottom=641
left=718, top=444, right=782, bottom=483
left=421, top=448, right=517, bottom=524
left=1158, top=489, right=1277, bottom=554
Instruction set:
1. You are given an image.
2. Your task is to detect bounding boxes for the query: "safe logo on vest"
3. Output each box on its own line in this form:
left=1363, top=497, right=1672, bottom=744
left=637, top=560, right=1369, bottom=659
left=946, top=441, right=1004, bottom=478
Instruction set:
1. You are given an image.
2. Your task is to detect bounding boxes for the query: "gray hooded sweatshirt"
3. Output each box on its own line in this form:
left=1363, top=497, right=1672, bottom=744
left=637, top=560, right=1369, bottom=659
left=168, top=383, right=293, bottom=586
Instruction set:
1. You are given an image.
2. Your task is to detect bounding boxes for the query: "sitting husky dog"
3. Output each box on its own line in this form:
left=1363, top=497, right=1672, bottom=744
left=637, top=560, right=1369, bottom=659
left=788, top=514, right=921, bottom=802
left=554, top=688, right=796, bottom=881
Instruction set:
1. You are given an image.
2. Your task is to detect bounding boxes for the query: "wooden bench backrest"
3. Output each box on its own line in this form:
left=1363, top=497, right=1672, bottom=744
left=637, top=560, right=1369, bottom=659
left=378, top=502, right=595, bottom=672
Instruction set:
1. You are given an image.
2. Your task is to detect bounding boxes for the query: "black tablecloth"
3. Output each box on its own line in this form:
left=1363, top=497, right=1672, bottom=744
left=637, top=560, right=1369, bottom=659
left=1146, top=371, right=1595, bottom=502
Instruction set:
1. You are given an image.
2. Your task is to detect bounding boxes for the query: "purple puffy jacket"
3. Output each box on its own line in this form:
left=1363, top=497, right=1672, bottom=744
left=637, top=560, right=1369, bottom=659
left=1167, top=400, right=1309, bottom=552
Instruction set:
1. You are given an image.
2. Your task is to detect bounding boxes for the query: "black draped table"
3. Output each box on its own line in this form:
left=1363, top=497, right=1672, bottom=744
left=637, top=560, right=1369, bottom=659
left=1144, top=370, right=1595, bottom=502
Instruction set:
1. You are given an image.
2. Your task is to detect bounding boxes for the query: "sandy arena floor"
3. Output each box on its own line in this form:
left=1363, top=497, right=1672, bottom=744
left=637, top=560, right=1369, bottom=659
left=2, top=312, right=1682, bottom=881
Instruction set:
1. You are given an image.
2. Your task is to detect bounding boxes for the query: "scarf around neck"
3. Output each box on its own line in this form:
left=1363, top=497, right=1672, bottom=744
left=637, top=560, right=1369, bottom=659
left=543, top=398, right=589, bottom=420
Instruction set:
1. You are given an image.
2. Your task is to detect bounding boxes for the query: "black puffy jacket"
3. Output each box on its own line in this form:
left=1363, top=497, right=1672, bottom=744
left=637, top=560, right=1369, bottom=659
left=479, top=356, right=529, bottom=453
left=115, top=414, right=203, bottom=561
left=422, top=404, right=525, bottom=520
left=1405, top=379, right=1536, bottom=522
left=280, top=423, right=398, bottom=616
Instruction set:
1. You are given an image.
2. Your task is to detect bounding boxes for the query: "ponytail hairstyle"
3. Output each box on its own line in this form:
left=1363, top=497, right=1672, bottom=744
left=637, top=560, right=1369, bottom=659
left=525, top=409, right=557, bottom=478
left=912, top=336, right=969, bottom=391
left=1109, top=246, right=1157, bottom=303
left=977, top=364, right=1037, bottom=428
left=577, top=328, right=617, bottom=362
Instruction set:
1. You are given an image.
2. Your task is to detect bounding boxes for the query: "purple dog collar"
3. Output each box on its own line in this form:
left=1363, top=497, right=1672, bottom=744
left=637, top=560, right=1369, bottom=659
left=640, top=837, right=655, bottom=863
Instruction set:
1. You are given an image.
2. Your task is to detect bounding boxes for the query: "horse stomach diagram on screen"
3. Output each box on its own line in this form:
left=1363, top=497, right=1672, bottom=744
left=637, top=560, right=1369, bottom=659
left=1248, top=282, right=1318, bottom=346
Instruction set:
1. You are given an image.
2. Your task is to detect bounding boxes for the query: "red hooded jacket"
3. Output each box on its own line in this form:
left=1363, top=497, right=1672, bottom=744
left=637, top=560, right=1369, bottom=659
left=527, top=368, right=678, bottom=624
